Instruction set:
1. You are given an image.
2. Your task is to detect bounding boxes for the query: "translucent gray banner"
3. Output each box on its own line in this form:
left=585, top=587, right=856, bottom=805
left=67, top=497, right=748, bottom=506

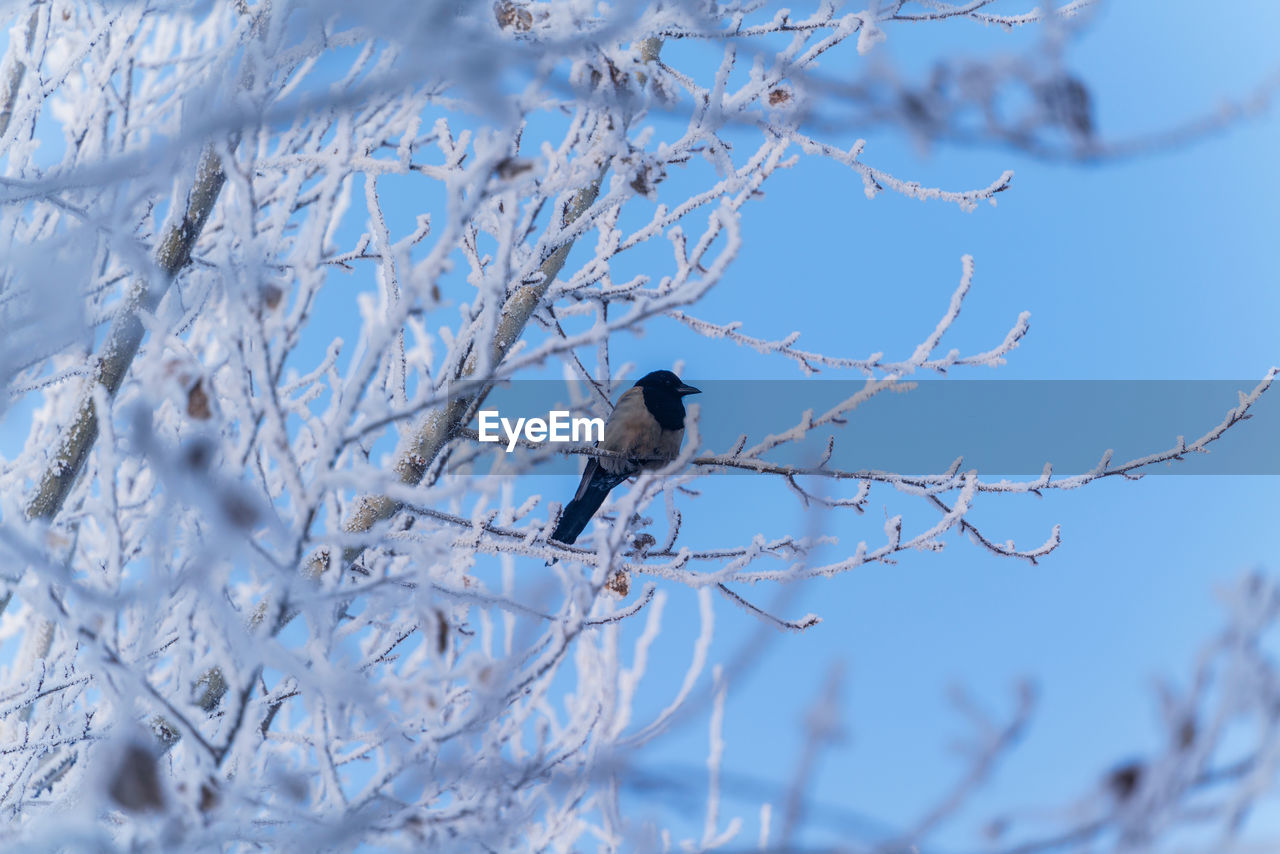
left=450, top=380, right=1278, bottom=476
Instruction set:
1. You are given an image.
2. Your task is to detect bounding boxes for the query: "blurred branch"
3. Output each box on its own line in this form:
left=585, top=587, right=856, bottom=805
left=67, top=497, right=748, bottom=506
left=24, top=145, right=228, bottom=523
left=0, top=2, right=42, bottom=142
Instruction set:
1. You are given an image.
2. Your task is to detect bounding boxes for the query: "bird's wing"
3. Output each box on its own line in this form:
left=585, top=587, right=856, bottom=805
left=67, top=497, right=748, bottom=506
left=597, top=386, right=685, bottom=473
left=571, top=457, right=601, bottom=503
left=597, top=387, right=663, bottom=474
left=653, top=423, right=686, bottom=463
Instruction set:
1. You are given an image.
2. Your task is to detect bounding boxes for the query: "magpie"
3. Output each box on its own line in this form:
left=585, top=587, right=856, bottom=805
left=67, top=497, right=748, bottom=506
left=550, top=370, right=701, bottom=545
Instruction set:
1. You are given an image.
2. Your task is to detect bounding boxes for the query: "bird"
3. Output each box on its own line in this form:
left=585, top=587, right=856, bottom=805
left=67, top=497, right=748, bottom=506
left=550, top=370, right=701, bottom=545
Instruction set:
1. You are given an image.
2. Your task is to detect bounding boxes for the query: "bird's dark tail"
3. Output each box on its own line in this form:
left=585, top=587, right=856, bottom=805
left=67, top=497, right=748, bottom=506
left=551, top=469, right=627, bottom=544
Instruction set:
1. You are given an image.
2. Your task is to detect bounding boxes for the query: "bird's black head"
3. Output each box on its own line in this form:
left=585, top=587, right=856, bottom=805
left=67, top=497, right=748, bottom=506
left=634, top=370, right=701, bottom=430
left=634, top=370, right=701, bottom=396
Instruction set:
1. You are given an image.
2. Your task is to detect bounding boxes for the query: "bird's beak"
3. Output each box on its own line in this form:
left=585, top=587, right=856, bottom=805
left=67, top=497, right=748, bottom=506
left=677, top=384, right=701, bottom=396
